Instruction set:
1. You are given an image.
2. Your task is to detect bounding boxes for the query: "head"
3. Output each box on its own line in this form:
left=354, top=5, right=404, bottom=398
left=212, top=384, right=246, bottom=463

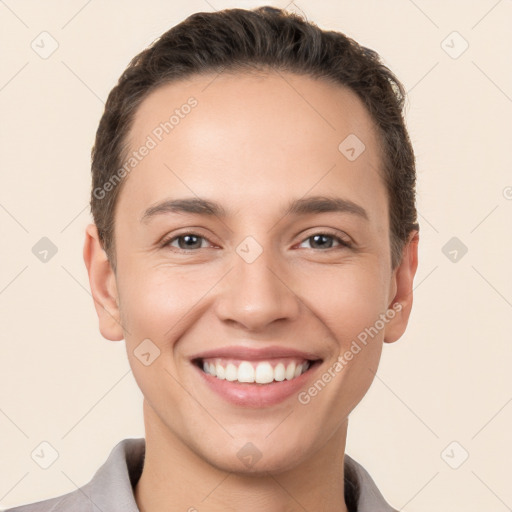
left=84, top=6, right=419, bottom=474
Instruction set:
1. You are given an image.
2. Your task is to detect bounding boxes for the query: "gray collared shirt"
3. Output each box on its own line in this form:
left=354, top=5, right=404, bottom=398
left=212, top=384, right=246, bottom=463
left=5, top=438, right=398, bottom=511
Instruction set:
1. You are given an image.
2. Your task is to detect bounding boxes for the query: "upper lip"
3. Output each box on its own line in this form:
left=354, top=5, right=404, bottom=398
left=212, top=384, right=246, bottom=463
left=190, top=345, right=322, bottom=362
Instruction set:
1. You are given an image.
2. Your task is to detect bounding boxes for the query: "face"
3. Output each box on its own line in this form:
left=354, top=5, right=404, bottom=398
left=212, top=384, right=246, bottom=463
left=85, top=70, right=418, bottom=474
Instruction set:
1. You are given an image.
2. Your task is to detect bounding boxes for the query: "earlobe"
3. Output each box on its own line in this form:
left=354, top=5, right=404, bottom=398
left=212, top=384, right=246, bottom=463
left=383, top=230, right=419, bottom=344
left=83, top=223, right=124, bottom=341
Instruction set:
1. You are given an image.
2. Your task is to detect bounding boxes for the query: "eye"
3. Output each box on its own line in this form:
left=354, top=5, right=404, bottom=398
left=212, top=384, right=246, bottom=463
left=160, top=230, right=352, bottom=253
left=162, top=232, right=212, bottom=252
left=298, top=231, right=352, bottom=251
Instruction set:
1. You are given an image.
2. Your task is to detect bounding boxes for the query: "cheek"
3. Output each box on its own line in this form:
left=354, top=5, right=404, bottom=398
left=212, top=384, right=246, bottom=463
left=308, top=263, right=389, bottom=339
left=118, top=267, right=205, bottom=340
left=309, top=265, right=387, bottom=393
left=118, top=253, right=389, bottom=349
left=117, top=270, right=199, bottom=417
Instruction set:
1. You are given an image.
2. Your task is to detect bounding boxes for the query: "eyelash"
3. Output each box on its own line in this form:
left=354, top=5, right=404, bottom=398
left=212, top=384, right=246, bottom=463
left=160, top=230, right=353, bottom=253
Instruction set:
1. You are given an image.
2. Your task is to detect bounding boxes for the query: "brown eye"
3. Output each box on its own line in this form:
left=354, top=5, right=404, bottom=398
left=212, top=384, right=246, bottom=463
left=163, top=233, right=210, bottom=251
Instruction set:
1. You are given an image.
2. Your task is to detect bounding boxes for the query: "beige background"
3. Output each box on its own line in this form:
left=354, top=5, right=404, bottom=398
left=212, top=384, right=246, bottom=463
left=1, top=1, right=511, bottom=510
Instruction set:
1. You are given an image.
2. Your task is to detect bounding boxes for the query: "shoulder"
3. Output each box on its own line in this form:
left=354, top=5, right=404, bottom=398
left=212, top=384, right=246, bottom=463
left=3, top=438, right=145, bottom=512
left=344, top=454, right=399, bottom=512
left=3, top=484, right=92, bottom=512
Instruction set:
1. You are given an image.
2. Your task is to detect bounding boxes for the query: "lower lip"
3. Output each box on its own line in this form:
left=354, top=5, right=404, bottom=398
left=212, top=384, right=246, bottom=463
left=194, top=362, right=320, bottom=408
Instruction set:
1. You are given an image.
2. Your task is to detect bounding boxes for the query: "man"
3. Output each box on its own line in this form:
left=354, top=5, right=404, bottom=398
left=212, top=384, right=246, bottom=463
left=7, top=6, right=419, bottom=511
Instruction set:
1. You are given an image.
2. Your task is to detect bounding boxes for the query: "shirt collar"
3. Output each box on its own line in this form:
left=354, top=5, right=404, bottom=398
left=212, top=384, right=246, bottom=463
left=83, top=438, right=397, bottom=512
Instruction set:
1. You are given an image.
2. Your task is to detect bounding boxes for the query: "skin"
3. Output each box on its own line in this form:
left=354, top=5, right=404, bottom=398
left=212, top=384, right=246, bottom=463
left=83, top=70, right=419, bottom=512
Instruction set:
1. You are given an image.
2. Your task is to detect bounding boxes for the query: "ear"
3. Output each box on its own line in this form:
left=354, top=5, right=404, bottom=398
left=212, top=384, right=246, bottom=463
left=383, top=230, right=419, bottom=344
left=83, top=223, right=124, bottom=341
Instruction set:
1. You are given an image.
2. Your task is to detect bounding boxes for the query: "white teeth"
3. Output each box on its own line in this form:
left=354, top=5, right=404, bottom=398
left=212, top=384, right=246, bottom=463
left=225, top=363, right=238, bottom=381
left=216, top=363, right=225, bottom=380
left=285, top=363, right=296, bottom=380
left=237, top=361, right=255, bottom=383
left=255, top=362, right=274, bottom=384
left=201, top=359, right=311, bottom=384
left=274, top=363, right=285, bottom=381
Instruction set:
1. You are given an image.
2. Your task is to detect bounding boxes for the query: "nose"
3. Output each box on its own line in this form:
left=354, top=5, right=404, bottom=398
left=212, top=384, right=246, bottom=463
left=214, top=243, right=301, bottom=332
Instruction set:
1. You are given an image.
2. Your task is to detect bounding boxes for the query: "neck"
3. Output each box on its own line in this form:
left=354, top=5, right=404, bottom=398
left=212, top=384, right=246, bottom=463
left=134, top=400, right=350, bottom=512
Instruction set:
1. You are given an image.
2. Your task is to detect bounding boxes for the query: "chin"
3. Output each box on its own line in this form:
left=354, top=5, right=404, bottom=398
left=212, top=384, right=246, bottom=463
left=200, top=437, right=312, bottom=476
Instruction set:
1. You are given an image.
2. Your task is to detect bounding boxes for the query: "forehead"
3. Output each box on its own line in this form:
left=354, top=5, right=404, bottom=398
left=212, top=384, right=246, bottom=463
left=118, top=71, right=387, bottom=228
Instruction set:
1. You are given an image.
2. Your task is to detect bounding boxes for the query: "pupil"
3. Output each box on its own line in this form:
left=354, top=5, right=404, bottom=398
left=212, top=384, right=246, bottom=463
left=180, top=235, right=200, bottom=249
left=313, top=234, right=331, bottom=249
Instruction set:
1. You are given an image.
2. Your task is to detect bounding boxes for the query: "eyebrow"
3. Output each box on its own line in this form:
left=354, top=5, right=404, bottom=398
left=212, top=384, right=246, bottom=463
left=140, top=195, right=369, bottom=223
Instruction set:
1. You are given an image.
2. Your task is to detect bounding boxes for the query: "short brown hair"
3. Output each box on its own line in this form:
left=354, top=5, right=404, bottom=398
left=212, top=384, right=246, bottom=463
left=90, top=6, right=419, bottom=272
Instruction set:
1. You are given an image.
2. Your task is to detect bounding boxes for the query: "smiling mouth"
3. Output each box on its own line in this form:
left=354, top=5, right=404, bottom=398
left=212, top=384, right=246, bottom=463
left=193, top=357, right=322, bottom=385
